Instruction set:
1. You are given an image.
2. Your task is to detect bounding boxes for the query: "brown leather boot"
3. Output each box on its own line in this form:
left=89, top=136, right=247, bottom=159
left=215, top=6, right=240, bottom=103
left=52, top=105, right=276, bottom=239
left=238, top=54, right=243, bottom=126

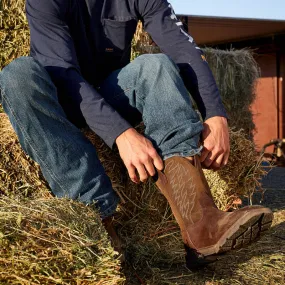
left=155, top=156, right=273, bottom=268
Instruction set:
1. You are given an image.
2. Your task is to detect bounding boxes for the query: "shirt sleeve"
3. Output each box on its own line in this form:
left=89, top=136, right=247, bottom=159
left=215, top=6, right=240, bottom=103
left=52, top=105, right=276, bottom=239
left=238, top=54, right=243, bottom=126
left=137, top=0, right=228, bottom=121
left=26, top=0, right=131, bottom=148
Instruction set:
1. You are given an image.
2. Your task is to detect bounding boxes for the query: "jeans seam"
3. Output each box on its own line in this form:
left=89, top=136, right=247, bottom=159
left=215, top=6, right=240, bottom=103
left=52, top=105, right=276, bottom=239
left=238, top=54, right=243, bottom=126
left=162, top=146, right=203, bottom=159
left=158, top=122, right=198, bottom=147
left=0, top=77, right=4, bottom=104
left=2, top=92, right=67, bottom=193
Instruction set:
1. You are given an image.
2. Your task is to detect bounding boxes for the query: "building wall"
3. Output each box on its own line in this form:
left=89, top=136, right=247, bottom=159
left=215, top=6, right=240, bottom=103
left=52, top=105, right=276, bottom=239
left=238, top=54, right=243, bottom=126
left=253, top=54, right=279, bottom=151
left=279, top=52, right=285, bottom=139
left=252, top=50, right=285, bottom=152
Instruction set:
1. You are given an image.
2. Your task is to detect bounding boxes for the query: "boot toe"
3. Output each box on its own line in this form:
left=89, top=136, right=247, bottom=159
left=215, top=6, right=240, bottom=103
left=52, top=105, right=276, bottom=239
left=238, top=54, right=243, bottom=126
left=201, top=207, right=274, bottom=256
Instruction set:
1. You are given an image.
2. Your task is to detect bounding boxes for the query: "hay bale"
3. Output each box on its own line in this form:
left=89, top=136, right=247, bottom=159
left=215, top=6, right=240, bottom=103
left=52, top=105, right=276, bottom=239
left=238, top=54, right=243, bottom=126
left=0, top=114, right=50, bottom=199
left=204, top=129, right=265, bottom=210
left=131, top=22, right=160, bottom=60
left=0, top=196, right=124, bottom=284
left=203, top=48, right=259, bottom=138
left=0, top=0, right=30, bottom=71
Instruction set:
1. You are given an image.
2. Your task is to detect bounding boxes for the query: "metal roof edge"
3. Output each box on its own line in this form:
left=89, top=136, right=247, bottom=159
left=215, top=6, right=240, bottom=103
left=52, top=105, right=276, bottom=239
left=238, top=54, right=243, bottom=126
left=177, top=14, right=285, bottom=23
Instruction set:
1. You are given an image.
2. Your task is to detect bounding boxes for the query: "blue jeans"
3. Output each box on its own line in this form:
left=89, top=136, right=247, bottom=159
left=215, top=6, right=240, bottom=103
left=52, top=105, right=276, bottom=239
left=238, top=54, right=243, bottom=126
left=0, top=54, right=203, bottom=218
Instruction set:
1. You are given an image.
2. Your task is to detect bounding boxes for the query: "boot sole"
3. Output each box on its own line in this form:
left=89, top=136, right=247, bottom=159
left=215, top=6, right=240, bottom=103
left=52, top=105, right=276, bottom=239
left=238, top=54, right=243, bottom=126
left=199, top=209, right=274, bottom=256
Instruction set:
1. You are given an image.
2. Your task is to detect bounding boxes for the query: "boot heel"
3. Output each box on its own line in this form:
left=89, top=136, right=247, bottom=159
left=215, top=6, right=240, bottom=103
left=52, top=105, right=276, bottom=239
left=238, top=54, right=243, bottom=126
left=185, top=245, right=217, bottom=270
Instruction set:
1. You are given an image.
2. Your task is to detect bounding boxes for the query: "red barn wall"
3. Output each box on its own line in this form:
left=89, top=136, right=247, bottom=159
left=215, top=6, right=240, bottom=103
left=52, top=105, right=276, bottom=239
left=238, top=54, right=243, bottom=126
left=252, top=54, right=278, bottom=151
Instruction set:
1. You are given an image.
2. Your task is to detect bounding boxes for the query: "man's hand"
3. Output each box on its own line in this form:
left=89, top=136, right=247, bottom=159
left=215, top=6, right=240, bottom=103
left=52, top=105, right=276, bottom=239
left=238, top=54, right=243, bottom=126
left=200, top=116, right=230, bottom=170
left=116, top=128, right=164, bottom=183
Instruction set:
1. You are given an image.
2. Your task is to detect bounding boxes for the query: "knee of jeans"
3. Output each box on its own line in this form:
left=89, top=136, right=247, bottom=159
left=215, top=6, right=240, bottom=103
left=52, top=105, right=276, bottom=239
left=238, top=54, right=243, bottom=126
left=137, top=53, right=179, bottom=75
left=0, top=57, right=52, bottom=105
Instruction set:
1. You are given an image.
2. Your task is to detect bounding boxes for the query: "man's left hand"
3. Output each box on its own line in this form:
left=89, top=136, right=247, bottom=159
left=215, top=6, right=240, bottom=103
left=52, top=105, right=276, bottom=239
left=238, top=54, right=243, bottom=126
left=200, top=116, right=230, bottom=170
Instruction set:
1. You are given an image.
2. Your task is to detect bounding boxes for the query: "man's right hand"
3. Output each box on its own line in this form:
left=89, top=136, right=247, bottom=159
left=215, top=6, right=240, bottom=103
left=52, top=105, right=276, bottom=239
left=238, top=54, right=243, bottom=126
left=116, top=128, right=164, bottom=183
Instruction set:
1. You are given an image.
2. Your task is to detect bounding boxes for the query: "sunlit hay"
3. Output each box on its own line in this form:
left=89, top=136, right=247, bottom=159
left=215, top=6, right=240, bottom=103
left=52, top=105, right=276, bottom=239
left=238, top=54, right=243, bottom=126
left=0, top=197, right=124, bottom=284
left=0, top=114, right=51, bottom=199
left=203, top=129, right=266, bottom=210
left=131, top=22, right=160, bottom=60
left=0, top=0, right=30, bottom=71
left=203, top=48, right=260, bottom=138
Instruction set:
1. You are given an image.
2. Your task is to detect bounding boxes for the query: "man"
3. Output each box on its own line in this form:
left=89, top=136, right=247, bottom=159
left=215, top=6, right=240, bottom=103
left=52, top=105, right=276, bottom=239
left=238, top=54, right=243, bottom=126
left=0, top=0, right=272, bottom=269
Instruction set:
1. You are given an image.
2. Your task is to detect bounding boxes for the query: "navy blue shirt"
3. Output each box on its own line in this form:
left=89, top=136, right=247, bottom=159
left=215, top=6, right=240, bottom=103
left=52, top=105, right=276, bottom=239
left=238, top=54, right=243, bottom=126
left=26, top=0, right=227, bottom=148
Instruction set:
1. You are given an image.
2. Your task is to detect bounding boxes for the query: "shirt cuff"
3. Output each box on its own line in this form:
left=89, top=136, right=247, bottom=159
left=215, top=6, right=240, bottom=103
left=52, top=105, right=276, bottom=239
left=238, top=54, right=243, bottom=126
left=204, top=107, right=228, bottom=122
left=104, top=120, right=132, bottom=149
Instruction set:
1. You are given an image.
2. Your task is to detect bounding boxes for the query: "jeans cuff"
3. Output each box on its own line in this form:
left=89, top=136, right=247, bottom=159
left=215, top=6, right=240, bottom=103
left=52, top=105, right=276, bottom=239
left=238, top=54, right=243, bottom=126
left=162, top=145, right=203, bottom=160
left=100, top=194, right=120, bottom=219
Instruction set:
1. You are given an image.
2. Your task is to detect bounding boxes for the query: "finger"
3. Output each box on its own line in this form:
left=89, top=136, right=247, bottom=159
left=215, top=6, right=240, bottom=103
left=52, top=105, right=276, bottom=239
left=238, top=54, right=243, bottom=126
left=152, top=151, right=164, bottom=171
left=203, top=151, right=214, bottom=168
left=225, top=148, right=230, bottom=164
left=200, top=146, right=210, bottom=163
left=211, top=153, right=224, bottom=171
left=136, top=163, right=148, bottom=182
left=222, top=150, right=230, bottom=167
left=144, top=159, right=156, bottom=176
left=127, top=164, right=139, bottom=184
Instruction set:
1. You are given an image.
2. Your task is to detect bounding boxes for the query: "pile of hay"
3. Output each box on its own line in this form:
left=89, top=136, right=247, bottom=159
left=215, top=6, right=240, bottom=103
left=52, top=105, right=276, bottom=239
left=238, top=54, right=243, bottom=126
left=204, top=48, right=259, bottom=138
left=0, top=0, right=30, bottom=71
left=204, top=129, right=265, bottom=210
left=131, top=22, right=160, bottom=60
left=0, top=114, right=50, bottom=199
left=0, top=196, right=124, bottom=284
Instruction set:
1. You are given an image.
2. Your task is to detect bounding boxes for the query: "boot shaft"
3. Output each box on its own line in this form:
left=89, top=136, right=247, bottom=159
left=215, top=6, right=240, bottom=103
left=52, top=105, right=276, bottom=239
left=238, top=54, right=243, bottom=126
left=156, top=156, right=273, bottom=256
